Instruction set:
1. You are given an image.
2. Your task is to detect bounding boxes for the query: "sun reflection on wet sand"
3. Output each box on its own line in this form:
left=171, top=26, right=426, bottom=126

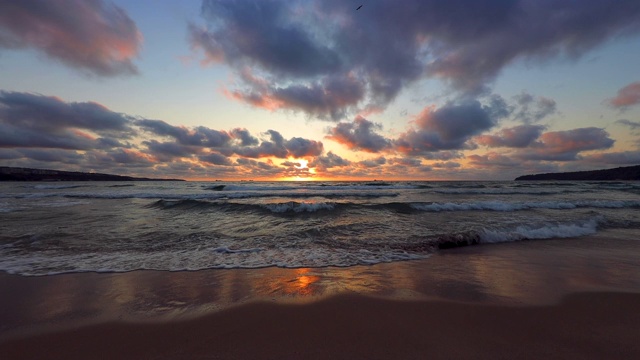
left=1, top=231, right=640, bottom=338
left=253, top=268, right=321, bottom=297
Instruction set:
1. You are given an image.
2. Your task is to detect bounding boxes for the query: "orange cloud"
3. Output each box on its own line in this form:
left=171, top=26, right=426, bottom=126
left=608, top=82, right=640, bottom=109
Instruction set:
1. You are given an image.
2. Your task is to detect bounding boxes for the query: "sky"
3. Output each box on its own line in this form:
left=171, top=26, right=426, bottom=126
left=1, top=0, right=640, bottom=181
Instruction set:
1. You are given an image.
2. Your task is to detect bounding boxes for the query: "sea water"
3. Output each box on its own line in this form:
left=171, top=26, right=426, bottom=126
left=1, top=180, right=639, bottom=275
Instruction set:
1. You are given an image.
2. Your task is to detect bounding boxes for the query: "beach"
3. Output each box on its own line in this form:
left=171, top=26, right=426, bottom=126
left=2, top=232, right=639, bottom=359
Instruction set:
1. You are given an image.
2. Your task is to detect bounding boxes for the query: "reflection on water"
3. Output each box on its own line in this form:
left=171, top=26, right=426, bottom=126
left=1, top=230, right=639, bottom=336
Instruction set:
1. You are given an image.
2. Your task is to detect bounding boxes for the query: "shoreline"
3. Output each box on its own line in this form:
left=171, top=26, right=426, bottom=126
left=1, top=232, right=640, bottom=358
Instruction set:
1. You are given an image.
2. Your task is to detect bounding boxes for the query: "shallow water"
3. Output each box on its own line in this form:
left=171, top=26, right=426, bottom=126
left=1, top=180, right=640, bottom=275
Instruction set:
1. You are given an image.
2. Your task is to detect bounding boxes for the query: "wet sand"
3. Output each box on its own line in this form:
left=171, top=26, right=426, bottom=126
left=1, top=231, right=639, bottom=359
left=1, top=292, right=639, bottom=360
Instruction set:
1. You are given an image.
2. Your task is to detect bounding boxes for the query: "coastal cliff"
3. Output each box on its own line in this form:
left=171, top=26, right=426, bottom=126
left=0, top=167, right=184, bottom=181
left=515, top=165, right=640, bottom=181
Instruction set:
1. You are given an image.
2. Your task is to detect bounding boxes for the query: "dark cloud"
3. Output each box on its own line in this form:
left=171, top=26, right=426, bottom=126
left=192, top=0, right=640, bottom=118
left=616, top=119, right=640, bottom=130
left=198, top=152, right=233, bottom=166
left=420, top=151, right=464, bottom=161
left=137, top=119, right=231, bottom=147
left=142, top=140, right=196, bottom=161
left=516, top=127, right=614, bottom=161
left=309, top=151, right=351, bottom=170
left=87, top=149, right=154, bottom=167
left=513, top=92, right=557, bottom=123
left=0, top=0, right=142, bottom=76
left=16, top=148, right=84, bottom=163
left=284, top=137, right=324, bottom=158
left=582, top=151, right=640, bottom=165
left=468, top=153, right=520, bottom=168
left=225, top=73, right=366, bottom=120
left=387, top=157, right=423, bottom=167
left=233, top=130, right=288, bottom=159
left=233, top=130, right=323, bottom=159
left=326, top=116, right=391, bottom=152
left=395, top=100, right=502, bottom=154
left=615, top=119, right=640, bottom=136
left=235, top=158, right=282, bottom=177
left=230, top=128, right=259, bottom=146
left=607, top=82, right=640, bottom=109
left=0, top=91, right=132, bottom=132
left=0, top=149, right=21, bottom=160
left=475, top=124, right=546, bottom=148
left=432, top=161, right=461, bottom=168
left=358, top=156, right=386, bottom=168
left=0, top=91, right=134, bottom=150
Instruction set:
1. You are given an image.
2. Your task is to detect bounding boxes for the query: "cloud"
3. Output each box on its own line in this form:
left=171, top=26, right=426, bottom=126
left=475, top=124, right=546, bottom=148
left=142, top=140, right=197, bottom=161
left=468, top=153, right=520, bottom=168
left=14, top=148, right=84, bottom=163
left=616, top=119, right=640, bottom=130
left=230, top=128, right=259, bottom=146
left=192, top=0, right=640, bottom=119
left=358, top=156, right=387, bottom=168
left=395, top=99, right=503, bottom=154
left=198, top=152, right=233, bottom=166
left=387, top=157, right=423, bottom=167
left=0, top=0, right=142, bottom=76
left=326, top=116, right=391, bottom=152
left=0, top=91, right=135, bottom=150
left=517, top=127, right=614, bottom=161
left=309, top=151, right=351, bottom=171
left=233, top=130, right=323, bottom=159
left=432, top=161, right=461, bottom=168
left=224, top=71, right=366, bottom=120
left=137, top=119, right=232, bottom=147
left=284, top=137, right=324, bottom=158
left=582, top=150, right=640, bottom=164
left=513, top=92, right=557, bottom=123
left=608, top=82, right=640, bottom=109
left=1, top=90, right=328, bottom=179
left=87, top=149, right=155, bottom=167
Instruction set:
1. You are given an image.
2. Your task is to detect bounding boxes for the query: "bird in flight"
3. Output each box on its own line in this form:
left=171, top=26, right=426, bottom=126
left=356, top=4, right=363, bottom=10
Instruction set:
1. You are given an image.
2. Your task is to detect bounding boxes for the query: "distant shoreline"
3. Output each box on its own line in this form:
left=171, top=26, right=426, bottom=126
left=0, top=166, right=184, bottom=182
left=515, top=165, right=640, bottom=181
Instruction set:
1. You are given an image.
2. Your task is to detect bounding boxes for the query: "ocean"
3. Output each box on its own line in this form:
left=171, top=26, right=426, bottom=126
left=1, top=180, right=639, bottom=276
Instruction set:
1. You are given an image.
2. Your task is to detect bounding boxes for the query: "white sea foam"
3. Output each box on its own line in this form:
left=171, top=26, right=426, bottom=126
left=411, top=200, right=640, bottom=212
left=0, top=246, right=427, bottom=276
left=431, top=188, right=588, bottom=195
left=262, top=202, right=336, bottom=213
left=479, top=217, right=601, bottom=243
left=0, top=202, right=12, bottom=212
left=32, top=184, right=85, bottom=190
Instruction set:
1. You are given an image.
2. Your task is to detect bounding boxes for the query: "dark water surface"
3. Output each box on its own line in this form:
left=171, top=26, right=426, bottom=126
left=1, top=180, right=640, bottom=275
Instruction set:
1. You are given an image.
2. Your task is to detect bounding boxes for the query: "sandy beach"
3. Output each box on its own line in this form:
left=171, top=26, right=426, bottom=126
left=1, top=232, right=639, bottom=359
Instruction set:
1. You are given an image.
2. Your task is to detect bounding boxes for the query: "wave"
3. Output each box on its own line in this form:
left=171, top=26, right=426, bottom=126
left=147, top=199, right=339, bottom=213
left=410, top=200, right=640, bottom=212
left=434, top=217, right=602, bottom=249
left=0, top=217, right=606, bottom=276
left=32, top=184, right=86, bottom=190
left=146, top=198, right=640, bottom=215
left=205, top=183, right=417, bottom=192
left=261, top=202, right=336, bottom=213
left=430, top=188, right=588, bottom=195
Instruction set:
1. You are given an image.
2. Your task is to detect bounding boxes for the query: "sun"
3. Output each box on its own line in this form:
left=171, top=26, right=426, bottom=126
left=281, top=159, right=318, bottom=181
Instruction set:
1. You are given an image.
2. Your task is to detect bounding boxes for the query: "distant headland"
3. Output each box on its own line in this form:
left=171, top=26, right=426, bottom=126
left=0, top=166, right=185, bottom=182
left=515, top=165, right=640, bottom=181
